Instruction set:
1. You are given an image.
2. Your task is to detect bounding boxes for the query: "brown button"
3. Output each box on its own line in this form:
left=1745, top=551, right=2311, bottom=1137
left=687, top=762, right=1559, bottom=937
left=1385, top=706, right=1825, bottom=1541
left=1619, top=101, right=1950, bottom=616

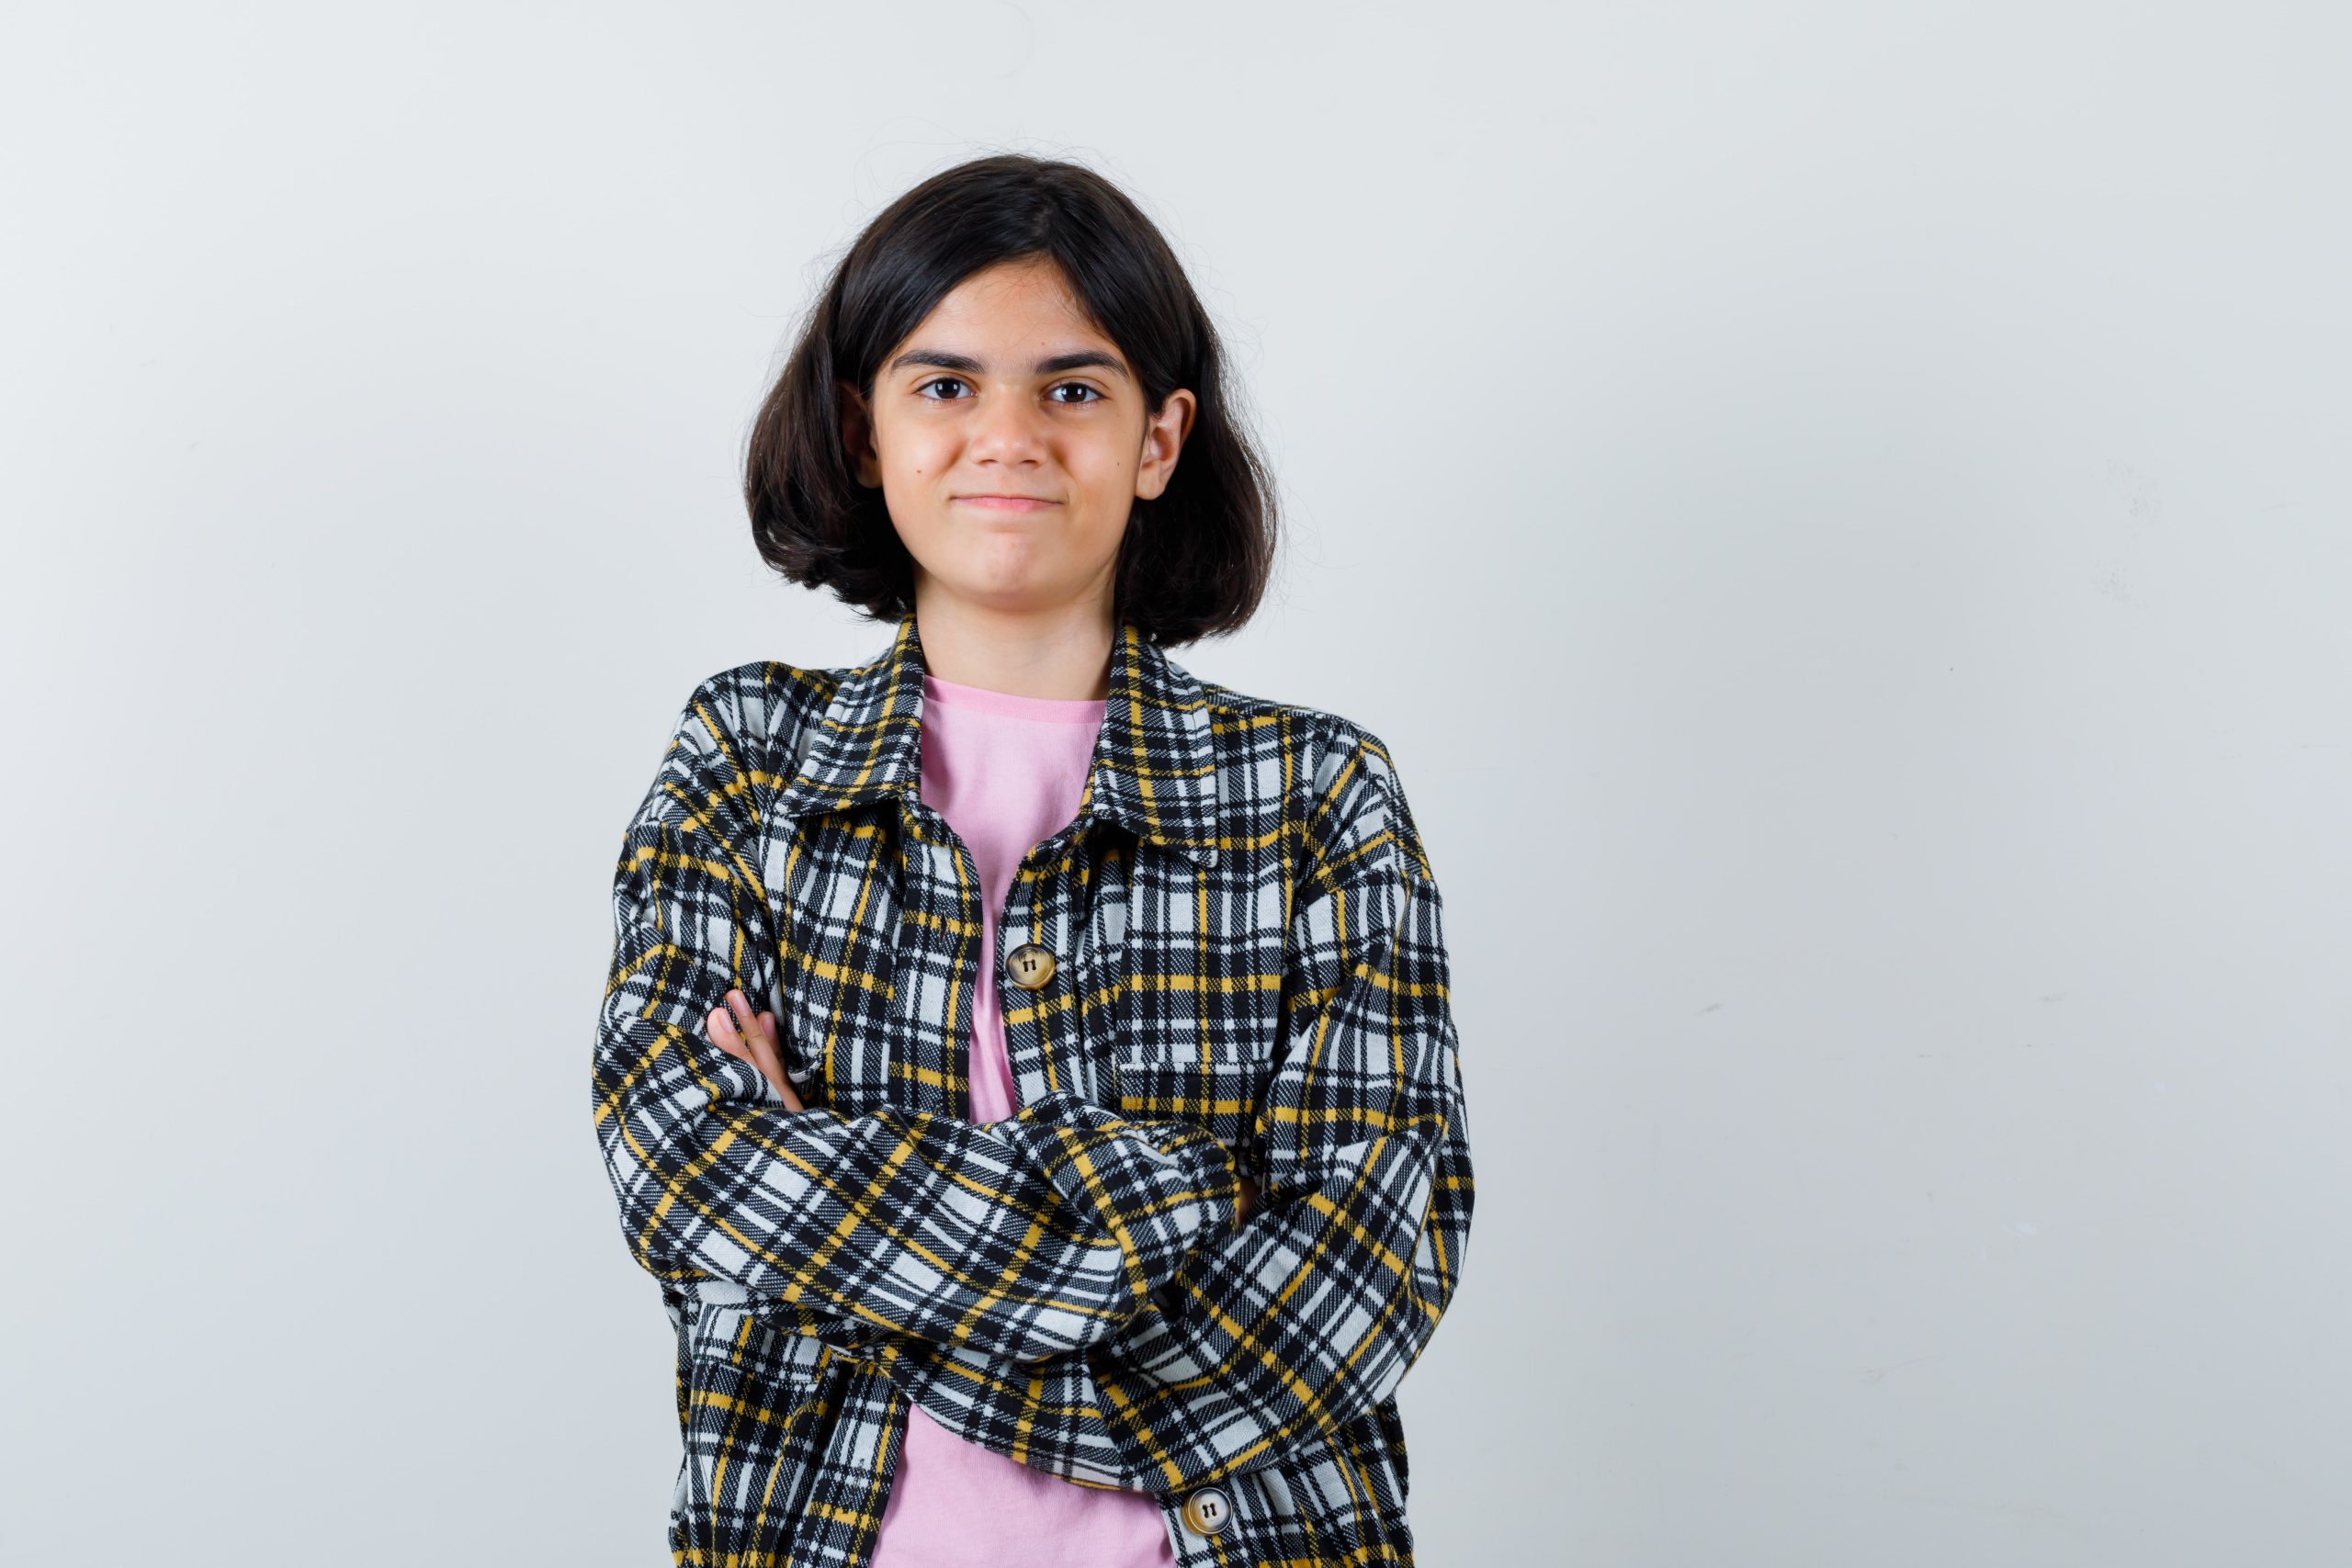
left=1005, top=943, right=1057, bottom=990
left=1180, top=1487, right=1230, bottom=1535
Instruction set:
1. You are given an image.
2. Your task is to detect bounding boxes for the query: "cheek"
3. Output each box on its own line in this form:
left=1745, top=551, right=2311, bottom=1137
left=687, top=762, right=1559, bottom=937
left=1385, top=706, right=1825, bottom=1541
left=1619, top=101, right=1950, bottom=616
left=1069, top=441, right=1140, bottom=495
left=880, top=450, right=943, bottom=498
left=871, top=415, right=947, bottom=480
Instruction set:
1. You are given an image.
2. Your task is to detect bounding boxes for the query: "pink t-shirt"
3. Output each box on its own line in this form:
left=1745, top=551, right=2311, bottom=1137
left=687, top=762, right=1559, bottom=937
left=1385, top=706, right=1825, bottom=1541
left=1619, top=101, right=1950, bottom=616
left=867, top=671, right=1178, bottom=1568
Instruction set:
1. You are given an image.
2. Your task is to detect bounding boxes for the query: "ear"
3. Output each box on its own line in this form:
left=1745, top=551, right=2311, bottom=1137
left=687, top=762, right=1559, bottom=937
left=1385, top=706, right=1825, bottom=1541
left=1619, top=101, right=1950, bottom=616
left=838, top=379, right=882, bottom=488
left=1134, top=388, right=1197, bottom=502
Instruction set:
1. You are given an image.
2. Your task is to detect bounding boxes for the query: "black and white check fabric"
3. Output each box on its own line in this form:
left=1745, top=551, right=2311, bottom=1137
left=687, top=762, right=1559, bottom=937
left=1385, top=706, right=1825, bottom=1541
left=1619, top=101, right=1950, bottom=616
left=592, top=610, right=1476, bottom=1565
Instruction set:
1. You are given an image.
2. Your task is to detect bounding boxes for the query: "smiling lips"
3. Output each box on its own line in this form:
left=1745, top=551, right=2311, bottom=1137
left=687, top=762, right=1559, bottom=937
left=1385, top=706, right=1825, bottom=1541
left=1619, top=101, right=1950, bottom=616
left=955, top=494, right=1059, bottom=511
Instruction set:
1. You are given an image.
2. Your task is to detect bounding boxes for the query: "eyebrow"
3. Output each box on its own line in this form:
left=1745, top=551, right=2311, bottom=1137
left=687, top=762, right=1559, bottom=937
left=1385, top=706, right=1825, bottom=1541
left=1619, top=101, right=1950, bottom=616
left=885, top=348, right=1132, bottom=381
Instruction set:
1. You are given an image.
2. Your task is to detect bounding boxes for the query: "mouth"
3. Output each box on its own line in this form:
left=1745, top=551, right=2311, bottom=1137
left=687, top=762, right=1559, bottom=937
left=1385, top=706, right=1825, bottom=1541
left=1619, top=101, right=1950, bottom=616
left=954, top=494, right=1059, bottom=512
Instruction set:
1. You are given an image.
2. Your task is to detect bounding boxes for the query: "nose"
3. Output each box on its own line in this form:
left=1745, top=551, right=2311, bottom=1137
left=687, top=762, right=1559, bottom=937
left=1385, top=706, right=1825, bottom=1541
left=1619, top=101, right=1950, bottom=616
left=966, top=389, right=1048, bottom=467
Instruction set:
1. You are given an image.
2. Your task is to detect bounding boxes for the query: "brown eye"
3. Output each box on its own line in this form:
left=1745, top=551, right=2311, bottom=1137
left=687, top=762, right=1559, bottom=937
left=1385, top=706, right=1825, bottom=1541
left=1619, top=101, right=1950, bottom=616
left=917, top=376, right=971, bottom=400
left=1047, top=382, right=1103, bottom=405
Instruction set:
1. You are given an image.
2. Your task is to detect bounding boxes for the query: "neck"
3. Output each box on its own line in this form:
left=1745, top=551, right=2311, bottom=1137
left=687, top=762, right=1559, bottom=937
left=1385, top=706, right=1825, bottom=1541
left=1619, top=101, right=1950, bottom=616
left=910, top=593, right=1116, bottom=701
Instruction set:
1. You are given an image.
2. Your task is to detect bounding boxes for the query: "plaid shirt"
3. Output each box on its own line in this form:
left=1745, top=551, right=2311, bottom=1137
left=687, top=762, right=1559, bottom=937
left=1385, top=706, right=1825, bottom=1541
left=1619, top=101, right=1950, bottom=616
left=592, top=610, right=1476, bottom=1566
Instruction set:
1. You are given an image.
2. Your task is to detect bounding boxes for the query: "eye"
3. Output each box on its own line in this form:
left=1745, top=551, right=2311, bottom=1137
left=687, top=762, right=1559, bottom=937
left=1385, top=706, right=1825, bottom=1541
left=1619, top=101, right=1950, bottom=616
left=916, top=376, right=971, bottom=400
left=1047, top=382, right=1104, bottom=405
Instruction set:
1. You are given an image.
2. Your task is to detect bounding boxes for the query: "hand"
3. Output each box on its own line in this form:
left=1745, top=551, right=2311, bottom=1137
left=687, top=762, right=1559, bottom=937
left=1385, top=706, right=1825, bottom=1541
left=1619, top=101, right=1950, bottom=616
left=707, top=989, right=805, bottom=1112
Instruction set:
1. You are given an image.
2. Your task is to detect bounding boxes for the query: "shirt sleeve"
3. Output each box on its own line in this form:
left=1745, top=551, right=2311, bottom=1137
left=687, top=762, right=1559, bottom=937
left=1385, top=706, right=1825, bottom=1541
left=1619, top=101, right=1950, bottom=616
left=591, top=676, right=1244, bottom=1366
left=865, top=727, right=1477, bottom=1491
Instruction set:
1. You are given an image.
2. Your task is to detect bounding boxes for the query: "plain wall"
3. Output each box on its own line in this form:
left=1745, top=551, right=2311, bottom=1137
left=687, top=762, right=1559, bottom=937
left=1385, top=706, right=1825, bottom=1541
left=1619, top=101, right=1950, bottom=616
left=3, top=3, right=2346, bottom=1563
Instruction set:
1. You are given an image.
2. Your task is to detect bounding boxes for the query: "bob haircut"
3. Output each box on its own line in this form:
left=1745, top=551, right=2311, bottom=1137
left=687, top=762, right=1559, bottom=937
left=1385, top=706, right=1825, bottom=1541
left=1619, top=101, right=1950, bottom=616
left=742, top=153, right=1277, bottom=646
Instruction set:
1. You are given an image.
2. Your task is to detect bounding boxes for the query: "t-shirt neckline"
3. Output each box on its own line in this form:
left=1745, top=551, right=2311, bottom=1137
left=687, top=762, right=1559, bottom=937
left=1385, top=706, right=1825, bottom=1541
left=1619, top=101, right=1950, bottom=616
left=921, top=671, right=1108, bottom=725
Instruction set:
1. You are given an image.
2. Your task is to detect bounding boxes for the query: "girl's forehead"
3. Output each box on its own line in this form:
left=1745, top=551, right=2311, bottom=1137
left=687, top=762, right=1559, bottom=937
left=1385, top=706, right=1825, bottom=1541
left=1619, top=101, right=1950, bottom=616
left=895, top=265, right=1124, bottom=362
left=928, top=262, right=1090, bottom=326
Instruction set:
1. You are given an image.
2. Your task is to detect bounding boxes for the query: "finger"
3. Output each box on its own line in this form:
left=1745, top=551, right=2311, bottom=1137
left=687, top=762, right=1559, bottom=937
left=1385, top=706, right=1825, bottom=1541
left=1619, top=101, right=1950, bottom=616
left=725, top=993, right=774, bottom=1070
left=727, top=994, right=776, bottom=1065
left=708, top=1006, right=773, bottom=1093
left=726, top=990, right=763, bottom=1046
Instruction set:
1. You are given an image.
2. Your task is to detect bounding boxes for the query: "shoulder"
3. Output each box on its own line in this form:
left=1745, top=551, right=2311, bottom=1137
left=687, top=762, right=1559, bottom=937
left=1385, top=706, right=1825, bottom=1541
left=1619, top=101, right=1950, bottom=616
left=1195, top=678, right=1432, bottom=885
left=672, top=658, right=842, bottom=755
left=628, top=658, right=844, bottom=834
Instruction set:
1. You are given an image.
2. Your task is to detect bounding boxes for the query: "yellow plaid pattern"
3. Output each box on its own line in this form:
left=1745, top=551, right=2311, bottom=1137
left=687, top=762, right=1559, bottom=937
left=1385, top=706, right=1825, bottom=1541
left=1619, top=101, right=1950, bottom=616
left=592, top=611, right=1475, bottom=1565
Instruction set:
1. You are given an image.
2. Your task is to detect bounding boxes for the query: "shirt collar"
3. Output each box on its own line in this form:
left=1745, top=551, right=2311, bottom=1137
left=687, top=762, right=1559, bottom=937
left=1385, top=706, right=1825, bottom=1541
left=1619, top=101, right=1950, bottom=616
left=774, top=610, right=1222, bottom=869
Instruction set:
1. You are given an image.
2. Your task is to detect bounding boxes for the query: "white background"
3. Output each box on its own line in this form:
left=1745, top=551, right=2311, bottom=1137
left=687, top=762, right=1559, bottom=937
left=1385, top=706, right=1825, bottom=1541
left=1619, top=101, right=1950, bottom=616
left=4, top=4, right=2347, bottom=1563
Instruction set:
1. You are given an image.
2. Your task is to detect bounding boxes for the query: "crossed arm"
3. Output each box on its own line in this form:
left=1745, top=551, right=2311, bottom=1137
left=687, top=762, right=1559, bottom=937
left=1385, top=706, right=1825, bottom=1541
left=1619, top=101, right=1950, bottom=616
left=702, top=988, right=1261, bottom=1224
left=593, top=680, right=1474, bottom=1488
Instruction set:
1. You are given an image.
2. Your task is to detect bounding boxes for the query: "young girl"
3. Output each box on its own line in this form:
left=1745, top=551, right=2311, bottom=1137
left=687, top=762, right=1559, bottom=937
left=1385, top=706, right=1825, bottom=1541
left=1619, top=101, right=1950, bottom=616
left=593, top=153, right=1474, bottom=1568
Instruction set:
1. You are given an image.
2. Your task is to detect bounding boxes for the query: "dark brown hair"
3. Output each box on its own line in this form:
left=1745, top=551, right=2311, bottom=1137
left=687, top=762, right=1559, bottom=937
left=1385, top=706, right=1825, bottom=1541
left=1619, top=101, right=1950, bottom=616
left=741, top=153, right=1277, bottom=645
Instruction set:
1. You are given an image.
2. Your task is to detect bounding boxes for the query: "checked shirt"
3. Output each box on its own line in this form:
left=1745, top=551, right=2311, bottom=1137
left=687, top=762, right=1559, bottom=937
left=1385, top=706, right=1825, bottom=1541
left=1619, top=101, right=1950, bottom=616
left=591, top=610, right=1476, bottom=1565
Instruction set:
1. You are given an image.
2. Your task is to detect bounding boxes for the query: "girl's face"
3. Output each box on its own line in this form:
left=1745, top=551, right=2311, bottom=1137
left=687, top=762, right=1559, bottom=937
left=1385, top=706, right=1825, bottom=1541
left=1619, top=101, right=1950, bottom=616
left=843, top=256, right=1195, bottom=623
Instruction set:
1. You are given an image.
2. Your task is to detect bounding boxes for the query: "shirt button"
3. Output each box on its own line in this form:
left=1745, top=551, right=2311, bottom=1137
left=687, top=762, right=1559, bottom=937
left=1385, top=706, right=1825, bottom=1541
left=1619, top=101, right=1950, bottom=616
left=1180, top=1487, right=1231, bottom=1535
left=1004, top=943, right=1057, bottom=989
